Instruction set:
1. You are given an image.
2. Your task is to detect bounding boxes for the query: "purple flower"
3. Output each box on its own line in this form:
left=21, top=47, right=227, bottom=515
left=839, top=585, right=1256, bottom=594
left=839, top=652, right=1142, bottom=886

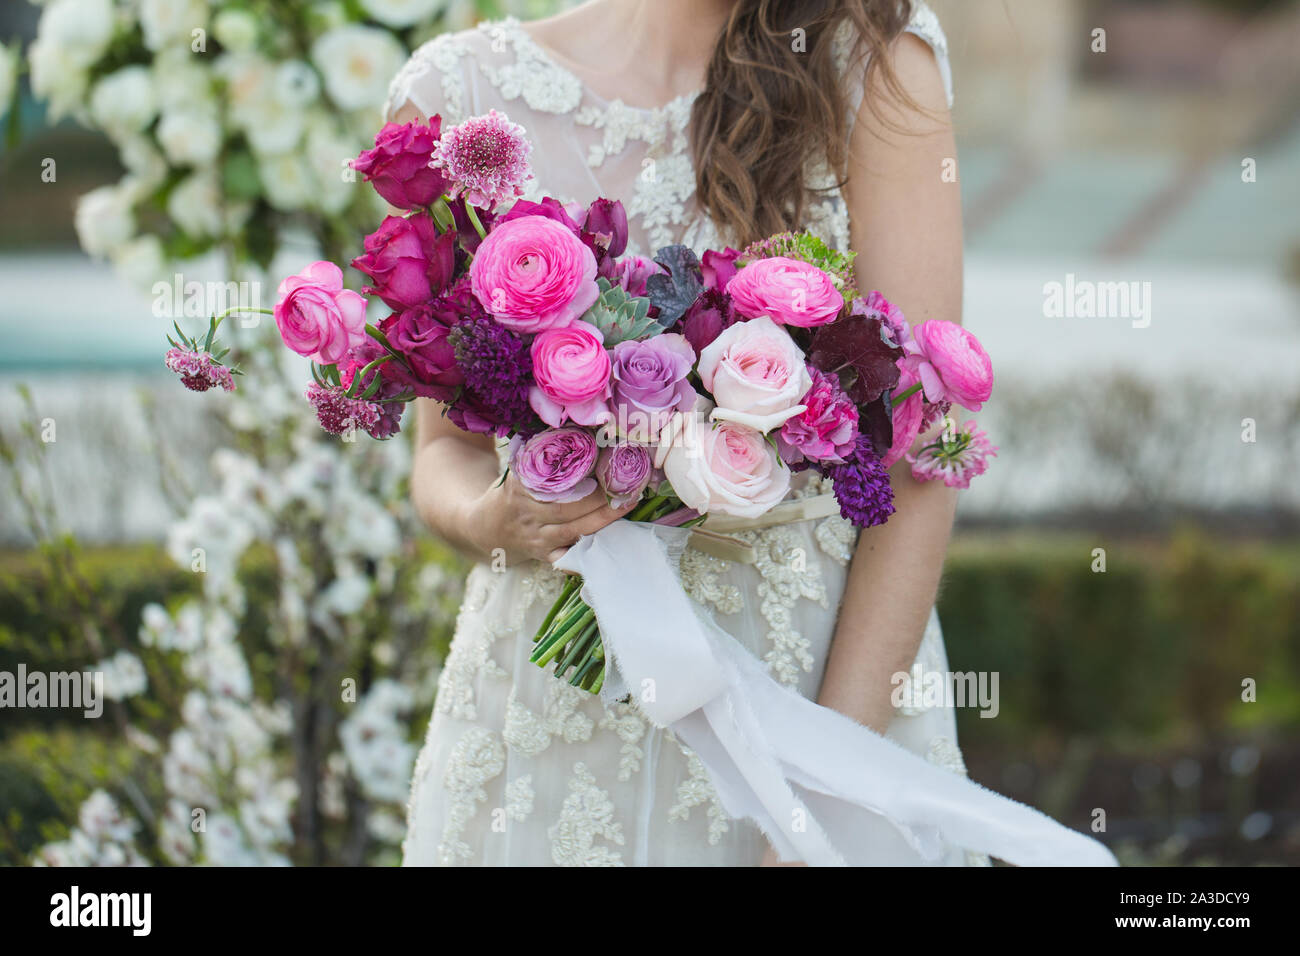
left=448, top=313, right=535, bottom=433
left=340, top=341, right=407, bottom=439
left=351, top=214, right=456, bottom=313
left=352, top=118, right=450, bottom=210
left=305, top=382, right=381, bottom=437
left=824, top=434, right=895, bottom=529
left=165, top=348, right=235, bottom=392
left=853, top=290, right=908, bottom=348
left=610, top=255, right=665, bottom=297
left=608, top=333, right=697, bottom=441
left=510, top=427, right=599, bottom=503
left=778, top=366, right=859, bottom=465
left=595, top=442, right=653, bottom=507
left=429, top=109, right=533, bottom=209
left=580, top=198, right=629, bottom=259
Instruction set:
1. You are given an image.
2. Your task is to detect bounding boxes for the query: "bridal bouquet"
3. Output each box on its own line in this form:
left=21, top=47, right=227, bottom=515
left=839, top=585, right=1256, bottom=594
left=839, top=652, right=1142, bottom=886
left=167, top=111, right=997, bottom=694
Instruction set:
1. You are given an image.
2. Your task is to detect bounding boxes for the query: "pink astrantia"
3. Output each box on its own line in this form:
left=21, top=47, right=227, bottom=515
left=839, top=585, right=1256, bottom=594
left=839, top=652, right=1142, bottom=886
left=165, top=348, right=235, bottom=393
left=305, top=382, right=382, bottom=437
left=429, top=109, right=534, bottom=209
left=907, top=419, right=998, bottom=489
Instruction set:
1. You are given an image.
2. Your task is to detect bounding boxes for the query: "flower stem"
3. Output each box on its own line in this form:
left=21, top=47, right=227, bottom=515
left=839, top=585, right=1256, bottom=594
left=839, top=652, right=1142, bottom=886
left=892, top=382, right=922, bottom=406
left=465, top=203, right=487, bottom=240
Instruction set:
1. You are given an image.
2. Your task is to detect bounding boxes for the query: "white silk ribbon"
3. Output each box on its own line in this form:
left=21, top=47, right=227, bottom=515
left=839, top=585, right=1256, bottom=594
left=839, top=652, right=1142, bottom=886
left=553, top=520, right=1118, bottom=867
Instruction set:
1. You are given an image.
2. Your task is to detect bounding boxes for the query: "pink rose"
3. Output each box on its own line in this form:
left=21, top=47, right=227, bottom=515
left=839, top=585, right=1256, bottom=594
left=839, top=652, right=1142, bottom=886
left=661, top=415, right=790, bottom=518
left=903, top=320, right=993, bottom=411
left=274, top=261, right=368, bottom=365
left=697, top=316, right=812, bottom=433
left=726, top=256, right=844, bottom=328
left=469, top=214, right=599, bottom=333
left=352, top=118, right=450, bottom=210
left=351, top=214, right=456, bottom=313
left=883, top=364, right=925, bottom=468
left=529, top=323, right=612, bottom=427
left=510, top=427, right=599, bottom=503
left=778, top=366, right=859, bottom=465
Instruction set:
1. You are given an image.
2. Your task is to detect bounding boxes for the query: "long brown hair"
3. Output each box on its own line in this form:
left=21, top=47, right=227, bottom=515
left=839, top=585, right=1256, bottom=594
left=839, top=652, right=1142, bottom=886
left=690, top=0, right=916, bottom=247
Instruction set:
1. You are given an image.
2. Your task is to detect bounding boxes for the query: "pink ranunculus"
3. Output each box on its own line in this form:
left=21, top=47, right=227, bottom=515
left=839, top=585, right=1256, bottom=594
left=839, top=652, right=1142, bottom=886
left=595, top=441, right=653, bottom=507
left=661, top=415, right=791, bottom=519
left=274, top=261, right=368, bottom=365
left=609, top=333, right=697, bottom=441
left=883, top=364, right=925, bottom=468
left=510, top=426, right=599, bottom=503
left=352, top=118, right=449, bottom=210
left=469, top=214, right=599, bottom=333
left=726, top=255, right=844, bottom=328
left=778, top=366, right=859, bottom=465
left=528, top=322, right=612, bottom=427
left=697, top=315, right=812, bottom=433
left=378, top=304, right=464, bottom=401
left=903, top=320, right=994, bottom=412
left=351, top=214, right=456, bottom=313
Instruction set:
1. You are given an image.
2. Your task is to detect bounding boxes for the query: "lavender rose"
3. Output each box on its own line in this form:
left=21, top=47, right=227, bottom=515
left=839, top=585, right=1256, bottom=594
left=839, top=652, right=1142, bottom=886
left=510, top=426, right=600, bottom=503
left=351, top=214, right=456, bottom=312
left=352, top=118, right=450, bottom=210
left=595, top=442, right=653, bottom=507
left=609, top=332, right=697, bottom=442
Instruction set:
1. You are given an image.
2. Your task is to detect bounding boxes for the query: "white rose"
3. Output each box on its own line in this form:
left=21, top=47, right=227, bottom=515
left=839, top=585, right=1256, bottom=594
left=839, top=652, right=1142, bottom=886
left=74, top=183, right=136, bottom=259
left=259, top=153, right=312, bottom=211
left=661, top=414, right=791, bottom=519
left=140, top=0, right=210, bottom=53
left=305, top=118, right=359, bottom=216
left=33, top=0, right=114, bottom=68
left=274, top=60, right=320, bottom=108
left=111, top=234, right=166, bottom=289
left=359, top=0, right=447, bottom=28
left=310, top=25, right=405, bottom=112
left=697, top=315, right=812, bottom=433
left=118, top=135, right=169, bottom=189
left=28, top=39, right=89, bottom=121
left=89, top=66, right=157, bottom=134
left=212, top=8, right=259, bottom=53
left=167, top=170, right=223, bottom=238
left=152, top=46, right=215, bottom=113
left=156, top=106, right=223, bottom=166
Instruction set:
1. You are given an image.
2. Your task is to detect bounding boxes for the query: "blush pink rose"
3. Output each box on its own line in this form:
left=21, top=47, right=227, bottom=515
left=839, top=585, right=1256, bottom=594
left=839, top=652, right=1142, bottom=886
left=274, top=261, right=368, bottom=366
left=697, top=315, right=812, bottom=433
left=661, top=415, right=790, bottom=518
left=726, top=255, right=844, bottom=328
left=469, top=214, right=599, bottom=333
left=529, top=323, right=612, bottom=427
left=903, top=320, right=993, bottom=412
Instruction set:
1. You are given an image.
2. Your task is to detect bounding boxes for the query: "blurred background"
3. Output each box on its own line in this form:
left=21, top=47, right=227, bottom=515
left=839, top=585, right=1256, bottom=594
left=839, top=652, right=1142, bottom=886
left=0, top=0, right=1296, bottom=866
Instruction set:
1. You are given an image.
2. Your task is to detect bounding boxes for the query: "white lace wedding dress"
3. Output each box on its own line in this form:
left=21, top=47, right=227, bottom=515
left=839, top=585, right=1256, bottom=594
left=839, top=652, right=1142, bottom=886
left=390, top=3, right=988, bottom=866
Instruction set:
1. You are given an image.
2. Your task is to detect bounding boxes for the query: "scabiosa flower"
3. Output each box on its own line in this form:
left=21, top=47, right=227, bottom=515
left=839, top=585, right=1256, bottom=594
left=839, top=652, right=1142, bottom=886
left=907, top=419, right=998, bottom=489
left=165, top=348, right=235, bottom=392
left=447, top=316, right=534, bottom=430
left=429, top=109, right=533, bottom=209
left=305, top=382, right=381, bottom=436
left=824, top=434, right=895, bottom=528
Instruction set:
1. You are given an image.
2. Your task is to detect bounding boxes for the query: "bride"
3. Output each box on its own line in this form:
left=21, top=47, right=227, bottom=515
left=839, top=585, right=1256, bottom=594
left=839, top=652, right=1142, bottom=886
left=389, top=0, right=979, bottom=866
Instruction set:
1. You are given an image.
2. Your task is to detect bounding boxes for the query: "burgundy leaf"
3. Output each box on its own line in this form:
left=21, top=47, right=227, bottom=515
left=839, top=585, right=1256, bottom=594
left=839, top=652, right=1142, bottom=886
left=808, top=314, right=903, bottom=405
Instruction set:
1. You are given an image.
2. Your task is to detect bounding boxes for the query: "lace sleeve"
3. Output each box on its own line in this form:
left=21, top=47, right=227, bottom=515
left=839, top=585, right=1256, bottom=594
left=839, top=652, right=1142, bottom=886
left=903, top=1, right=953, bottom=108
left=384, top=31, right=473, bottom=123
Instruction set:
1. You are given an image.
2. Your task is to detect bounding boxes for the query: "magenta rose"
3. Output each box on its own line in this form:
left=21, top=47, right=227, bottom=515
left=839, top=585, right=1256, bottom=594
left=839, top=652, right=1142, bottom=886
left=378, top=305, right=464, bottom=400
left=529, top=323, right=612, bottom=427
left=595, top=442, right=653, bottom=507
left=510, top=426, right=599, bottom=503
left=726, top=256, right=845, bottom=328
left=469, top=215, right=599, bottom=333
left=274, top=261, right=368, bottom=365
left=609, top=332, right=697, bottom=441
left=352, top=118, right=449, bottom=210
left=778, top=366, right=859, bottom=465
left=903, top=320, right=993, bottom=411
left=351, top=214, right=456, bottom=313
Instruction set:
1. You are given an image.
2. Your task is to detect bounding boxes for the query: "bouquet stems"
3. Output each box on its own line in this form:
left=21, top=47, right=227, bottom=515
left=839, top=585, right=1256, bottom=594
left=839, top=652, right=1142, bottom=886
left=529, top=493, right=679, bottom=693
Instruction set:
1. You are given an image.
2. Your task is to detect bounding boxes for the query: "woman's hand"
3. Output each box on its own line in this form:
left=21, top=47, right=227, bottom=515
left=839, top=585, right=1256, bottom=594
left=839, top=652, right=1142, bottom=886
left=465, top=470, right=638, bottom=566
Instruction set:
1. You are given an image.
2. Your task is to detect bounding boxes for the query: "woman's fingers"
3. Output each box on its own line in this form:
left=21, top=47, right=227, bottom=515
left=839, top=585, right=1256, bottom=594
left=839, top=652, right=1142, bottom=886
left=551, top=498, right=638, bottom=544
left=533, top=487, right=618, bottom=525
